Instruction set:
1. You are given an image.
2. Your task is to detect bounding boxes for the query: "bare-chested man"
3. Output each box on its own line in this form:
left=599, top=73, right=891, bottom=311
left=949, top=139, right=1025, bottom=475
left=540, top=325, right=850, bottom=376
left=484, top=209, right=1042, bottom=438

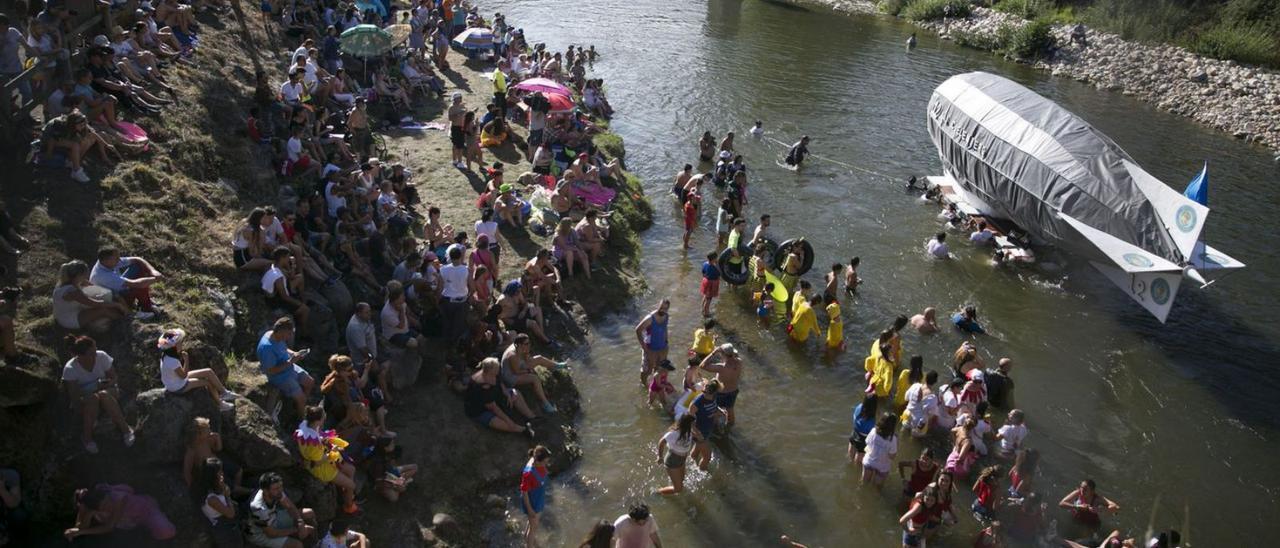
left=347, top=98, right=371, bottom=158
left=699, top=343, right=743, bottom=426
left=447, top=92, right=467, bottom=169
left=496, top=282, right=551, bottom=343
left=524, top=249, right=562, bottom=305
left=672, top=164, right=693, bottom=202
left=574, top=209, right=607, bottom=261
left=500, top=334, right=567, bottom=414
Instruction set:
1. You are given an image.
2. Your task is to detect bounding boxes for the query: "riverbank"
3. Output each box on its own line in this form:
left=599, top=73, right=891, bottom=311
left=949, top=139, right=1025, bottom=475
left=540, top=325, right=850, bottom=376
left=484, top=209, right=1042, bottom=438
left=0, top=4, right=650, bottom=546
left=793, top=0, right=1280, bottom=156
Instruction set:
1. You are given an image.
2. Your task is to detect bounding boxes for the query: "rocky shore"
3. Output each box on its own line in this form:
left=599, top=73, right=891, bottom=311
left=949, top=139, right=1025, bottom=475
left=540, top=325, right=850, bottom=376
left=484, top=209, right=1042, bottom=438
left=797, top=1, right=1280, bottom=157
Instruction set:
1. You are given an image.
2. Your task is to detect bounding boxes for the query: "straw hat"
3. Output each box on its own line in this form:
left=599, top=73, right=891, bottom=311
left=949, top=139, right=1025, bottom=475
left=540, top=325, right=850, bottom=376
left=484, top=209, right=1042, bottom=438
left=156, top=328, right=186, bottom=350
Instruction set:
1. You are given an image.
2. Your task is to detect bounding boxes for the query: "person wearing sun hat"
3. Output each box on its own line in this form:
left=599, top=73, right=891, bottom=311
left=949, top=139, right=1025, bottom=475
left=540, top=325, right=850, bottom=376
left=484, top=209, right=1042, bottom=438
left=157, top=328, right=240, bottom=411
left=494, top=182, right=525, bottom=226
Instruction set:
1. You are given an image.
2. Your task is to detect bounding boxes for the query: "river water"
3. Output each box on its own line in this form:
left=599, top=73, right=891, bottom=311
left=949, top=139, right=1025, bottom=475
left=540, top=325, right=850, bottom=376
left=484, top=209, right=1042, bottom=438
left=485, top=0, right=1280, bottom=545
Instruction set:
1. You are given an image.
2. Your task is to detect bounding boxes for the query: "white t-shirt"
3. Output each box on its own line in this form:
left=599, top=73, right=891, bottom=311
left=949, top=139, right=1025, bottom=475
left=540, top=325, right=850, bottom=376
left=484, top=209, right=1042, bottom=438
left=927, top=238, right=950, bottom=259
left=612, top=514, right=659, bottom=548
left=937, top=389, right=962, bottom=429
left=904, top=384, right=937, bottom=427
left=861, top=429, right=898, bottom=473
left=381, top=301, right=407, bottom=338
left=439, top=263, right=469, bottom=300
left=61, top=351, right=114, bottom=393
left=286, top=137, right=304, bottom=162
left=749, top=125, right=763, bottom=136
left=970, top=230, right=994, bottom=244
left=661, top=430, right=695, bottom=457
left=998, top=423, right=1027, bottom=454
left=262, top=265, right=287, bottom=296
left=159, top=354, right=188, bottom=392
left=324, top=181, right=347, bottom=217
left=280, top=81, right=304, bottom=103
left=263, top=218, right=287, bottom=247
left=474, top=221, right=498, bottom=243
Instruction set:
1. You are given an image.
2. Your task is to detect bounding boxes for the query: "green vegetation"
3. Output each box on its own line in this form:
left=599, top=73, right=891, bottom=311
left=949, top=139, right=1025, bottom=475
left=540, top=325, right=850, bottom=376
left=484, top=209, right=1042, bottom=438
left=1001, top=18, right=1058, bottom=59
left=983, top=0, right=1280, bottom=68
left=901, top=0, right=973, bottom=20
left=878, top=0, right=909, bottom=16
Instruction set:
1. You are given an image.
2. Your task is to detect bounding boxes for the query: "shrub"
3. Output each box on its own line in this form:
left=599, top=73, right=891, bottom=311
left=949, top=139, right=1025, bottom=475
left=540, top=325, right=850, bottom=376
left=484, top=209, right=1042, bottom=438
left=1192, top=22, right=1280, bottom=68
left=878, top=0, right=909, bottom=16
left=993, top=0, right=1035, bottom=18
left=901, top=0, right=972, bottom=21
left=1002, top=18, right=1056, bottom=59
left=953, top=26, right=1007, bottom=51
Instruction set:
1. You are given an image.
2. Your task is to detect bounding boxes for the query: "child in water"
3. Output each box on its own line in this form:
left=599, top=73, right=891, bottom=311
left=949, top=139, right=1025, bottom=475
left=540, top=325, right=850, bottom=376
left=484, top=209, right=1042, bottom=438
left=754, top=282, right=776, bottom=321
left=699, top=251, right=721, bottom=317
left=682, top=193, right=699, bottom=249
left=647, top=359, right=676, bottom=409
left=972, top=465, right=1002, bottom=525
left=824, top=262, right=842, bottom=301
left=844, top=257, right=862, bottom=295
left=825, top=295, right=844, bottom=353
left=689, top=319, right=716, bottom=362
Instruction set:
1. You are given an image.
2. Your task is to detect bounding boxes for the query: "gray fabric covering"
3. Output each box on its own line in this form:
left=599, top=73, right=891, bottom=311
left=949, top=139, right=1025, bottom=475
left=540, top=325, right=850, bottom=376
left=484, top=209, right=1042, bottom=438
left=927, top=72, right=1183, bottom=264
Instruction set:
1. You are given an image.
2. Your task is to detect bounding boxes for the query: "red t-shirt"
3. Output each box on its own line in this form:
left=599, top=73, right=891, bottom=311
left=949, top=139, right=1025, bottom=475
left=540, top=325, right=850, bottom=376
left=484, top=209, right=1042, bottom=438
left=247, top=117, right=262, bottom=141
left=519, top=464, right=547, bottom=493
left=683, top=201, right=697, bottom=229
left=974, top=480, right=995, bottom=510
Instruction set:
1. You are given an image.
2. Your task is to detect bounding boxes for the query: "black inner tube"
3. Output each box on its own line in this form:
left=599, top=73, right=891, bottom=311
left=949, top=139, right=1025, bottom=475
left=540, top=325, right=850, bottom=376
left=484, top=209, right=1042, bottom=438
left=718, top=245, right=753, bottom=285
left=773, top=238, right=815, bottom=277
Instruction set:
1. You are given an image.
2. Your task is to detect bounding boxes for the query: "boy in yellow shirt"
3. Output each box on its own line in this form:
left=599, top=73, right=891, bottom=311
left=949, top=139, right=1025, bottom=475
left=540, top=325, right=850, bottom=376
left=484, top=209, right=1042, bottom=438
left=788, top=295, right=823, bottom=344
left=689, top=319, right=717, bottom=362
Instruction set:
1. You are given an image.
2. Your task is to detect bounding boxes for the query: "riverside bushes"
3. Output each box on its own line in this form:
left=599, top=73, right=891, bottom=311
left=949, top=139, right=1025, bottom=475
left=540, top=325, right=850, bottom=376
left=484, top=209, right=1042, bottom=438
left=1002, top=18, right=1057, bottom=59
left=901, top=0, right=972, bottom=21
left=1192, top=22, right=1280, bottom=67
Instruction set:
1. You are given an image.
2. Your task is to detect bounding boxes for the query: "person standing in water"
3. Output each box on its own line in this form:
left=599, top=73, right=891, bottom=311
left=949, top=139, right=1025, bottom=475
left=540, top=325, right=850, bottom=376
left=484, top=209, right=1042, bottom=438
left=699, top=251, right=720, bottom=317
left=656, top=414, right=700, bottom=495
left=861, top=413, right=899, bottom=486
left=672, top=164, right=693, bottom=202
left=784, top=136, right=810, bottom=167
left=825, top=295, right=844, bottom=354
left=698, top=343, right=743, bottom=427
left=719, top=132, right=735, bottom=154
left=698, top=131, right=716, bottom=163
left=848, top=393, right=878, bottom=467
left=519, top=446, right=552, bottom=548
left=844, top=257, right=862, bottom=295
left=906, top=32, right=917, bottom=50
left=910, top=307, right=939, bottom=334
left=635, top=299, right=671, bottom=386
left=824, top=263, right=843, bottom=301
left=788, top=295, right=823, bottom=345
left=1058, top=479, right=1120, bottom=534
left=749, top=121, right=764, bottom=138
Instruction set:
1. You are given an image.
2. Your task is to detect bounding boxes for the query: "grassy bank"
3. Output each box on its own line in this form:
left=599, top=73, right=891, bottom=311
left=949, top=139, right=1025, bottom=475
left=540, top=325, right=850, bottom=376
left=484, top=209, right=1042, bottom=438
left=882, top=0, right=1280, bottom=68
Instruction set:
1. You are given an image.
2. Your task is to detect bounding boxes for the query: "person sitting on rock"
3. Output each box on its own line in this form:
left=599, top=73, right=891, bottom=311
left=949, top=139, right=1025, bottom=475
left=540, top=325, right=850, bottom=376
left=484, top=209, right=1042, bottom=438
left=319, top=519, right=369, bottom=548
left=321, top=354, right=388, bottom=431
left=256, top=317, right=314, bottom=421
left=63, top=484, right=175, bottom=542
left=345, top=303, right=393, bottom=404
left=294, top=405, right=361, bottom=516
left=61, top=335, right=135, bottom=454
left=465, top=358, right=536, bottom=438
left=381, top=282, right=424, bottom=353
left=502, top=334, right=569, bottom=416
left=197, top=457, right=243, bottom=547
left=262, top=247, right=310, bottom=335
left=365, top=435, right=418, bottom=503
left=247, top=472, right=317, bottom=548
left=524, top=248, right=562, bottom=305
left=52, top=260, right=130, bottom=332
left=497, top=281, right=552, bottom=345
left=90, top=247, right=163, bottom=320
left=157, top=328, right=237, bottom=412
left=183, top=417, right=249, bottom=498
left=39, top=110, right=118, bottom=183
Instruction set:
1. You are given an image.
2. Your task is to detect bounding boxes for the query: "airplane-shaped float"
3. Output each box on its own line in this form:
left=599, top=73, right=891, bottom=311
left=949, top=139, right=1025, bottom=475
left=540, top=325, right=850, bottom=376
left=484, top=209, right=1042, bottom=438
left=924, top=71, right=1244, bottom=323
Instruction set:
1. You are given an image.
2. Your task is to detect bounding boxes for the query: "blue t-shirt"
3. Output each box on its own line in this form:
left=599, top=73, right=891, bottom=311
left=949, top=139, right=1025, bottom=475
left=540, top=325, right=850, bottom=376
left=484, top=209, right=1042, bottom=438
left=692, top=394, right=719, bottom=430
left=851, top=403, right=876, bottom=437
left=952, top=313, right=985, bottom=334
left=256, top=332, right=293, bottom=383
left=701, top=261, right=721, bottom=281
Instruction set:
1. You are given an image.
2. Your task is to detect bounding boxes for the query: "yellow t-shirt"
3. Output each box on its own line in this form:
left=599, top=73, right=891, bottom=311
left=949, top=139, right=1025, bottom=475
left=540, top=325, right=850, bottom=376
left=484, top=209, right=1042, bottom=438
left=894, top=368, right=913, bottom=408
left=790, top=301, right=818, bottom=342
left=825, top=302, right=843, bottom=348
left=493, top=68, right=507, bottom=94
left=691, top=328, right=715, bottom=356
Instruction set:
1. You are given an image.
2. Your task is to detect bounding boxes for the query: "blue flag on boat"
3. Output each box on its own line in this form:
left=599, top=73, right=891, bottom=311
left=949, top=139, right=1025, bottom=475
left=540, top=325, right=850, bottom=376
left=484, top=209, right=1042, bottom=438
left=1184, top=161, right=1208, bottom=206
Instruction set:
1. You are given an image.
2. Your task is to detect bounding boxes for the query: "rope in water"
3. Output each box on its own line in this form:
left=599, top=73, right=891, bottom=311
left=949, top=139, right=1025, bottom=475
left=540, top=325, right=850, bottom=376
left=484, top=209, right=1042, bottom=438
left=757, top=133, right=901, bottom=184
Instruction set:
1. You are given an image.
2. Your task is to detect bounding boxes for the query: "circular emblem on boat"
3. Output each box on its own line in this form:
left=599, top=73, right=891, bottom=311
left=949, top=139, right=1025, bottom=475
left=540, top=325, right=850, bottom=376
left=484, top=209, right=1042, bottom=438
left=1175, top=205, right=1197, bottom=233
left=1123, top=253, right=1154, bottom=268
left=1150, top=277, right=1171, bottom=305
